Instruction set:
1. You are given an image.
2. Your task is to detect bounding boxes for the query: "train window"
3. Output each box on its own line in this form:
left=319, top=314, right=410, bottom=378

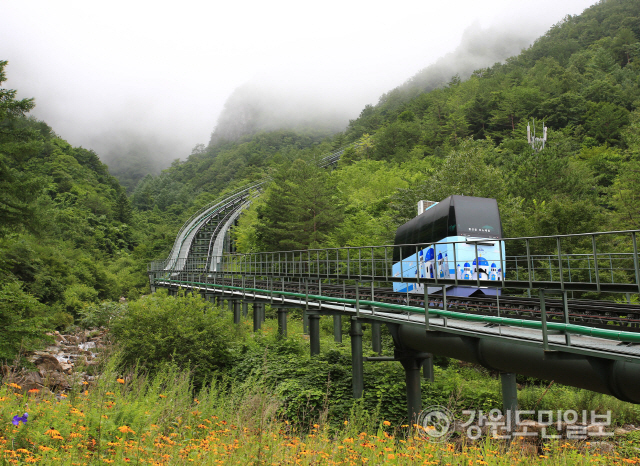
left=453, top=197, right=502, bottom=238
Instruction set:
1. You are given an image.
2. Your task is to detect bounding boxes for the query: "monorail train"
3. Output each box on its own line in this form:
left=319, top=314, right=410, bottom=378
left=392, top=195, right=505, bottom=297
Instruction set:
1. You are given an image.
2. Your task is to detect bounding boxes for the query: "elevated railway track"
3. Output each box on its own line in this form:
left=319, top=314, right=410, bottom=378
left=148, top=145, right=640, bottom=422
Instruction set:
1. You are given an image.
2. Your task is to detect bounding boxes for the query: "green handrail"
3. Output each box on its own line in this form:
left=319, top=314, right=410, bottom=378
left=164, top=279, right=640, bottom=344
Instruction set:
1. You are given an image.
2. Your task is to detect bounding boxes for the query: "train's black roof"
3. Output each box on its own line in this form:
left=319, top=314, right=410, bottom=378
left=393, top=195, right=503, bottom=261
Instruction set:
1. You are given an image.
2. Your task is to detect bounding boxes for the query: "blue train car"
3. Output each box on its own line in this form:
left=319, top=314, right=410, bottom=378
left=392, top=195, right=505, bottom=297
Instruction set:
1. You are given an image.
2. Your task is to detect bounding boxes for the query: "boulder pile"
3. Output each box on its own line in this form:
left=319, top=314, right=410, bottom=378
left=2, top=328, right=107, bottom=394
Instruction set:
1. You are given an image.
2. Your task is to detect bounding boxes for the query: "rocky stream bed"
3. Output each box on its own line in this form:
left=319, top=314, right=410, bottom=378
left=2, top=328, right=107, bottom=394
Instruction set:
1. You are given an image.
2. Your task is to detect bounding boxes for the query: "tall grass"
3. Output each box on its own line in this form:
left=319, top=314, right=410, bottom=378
left=0, top=355, right=638, bottom=465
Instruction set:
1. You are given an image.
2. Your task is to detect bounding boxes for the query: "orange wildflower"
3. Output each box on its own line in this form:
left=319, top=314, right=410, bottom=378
left=118, top=426, right=136, bottom=434
left=117, top=378, right=125, bottom=384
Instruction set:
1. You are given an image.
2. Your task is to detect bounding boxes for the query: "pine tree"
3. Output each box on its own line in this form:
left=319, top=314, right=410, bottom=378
left=0, top=61, right=42, bottom=237
left=114, top=191, right=133, bottom=224
left=255, top=159, right=342, bottom=251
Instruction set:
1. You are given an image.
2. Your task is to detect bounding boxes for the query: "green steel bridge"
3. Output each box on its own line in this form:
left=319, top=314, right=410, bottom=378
left=148, top=148, right=640, bottom=423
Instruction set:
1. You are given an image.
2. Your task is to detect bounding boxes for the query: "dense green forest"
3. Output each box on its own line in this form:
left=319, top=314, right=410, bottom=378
left=2, top=0, right=640, bottom=364
left=0, top=60, right=174, bottom=359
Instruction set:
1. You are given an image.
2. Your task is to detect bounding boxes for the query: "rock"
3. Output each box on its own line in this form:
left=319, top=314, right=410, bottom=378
left=587, top=424, right=611, bottom=435
left=20, top=372, right=44, bottom=392
left=615, top=428, right=630, bottom=435
left=50, top=373, right=70, bottom=390
left=34, top=354, right=63, bottom=372
left=61, top=363, right=73, bottom=374
left=79, top=342, right=96, bottom=351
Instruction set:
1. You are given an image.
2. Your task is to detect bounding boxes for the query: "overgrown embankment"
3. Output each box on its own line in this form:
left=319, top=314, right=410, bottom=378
left=3, top=292, right=639, bottom=464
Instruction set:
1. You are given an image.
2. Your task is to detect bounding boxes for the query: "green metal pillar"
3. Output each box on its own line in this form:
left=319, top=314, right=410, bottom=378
left=233, top=301, right=241, bottom=324
left=309, top=315, right=320, bottom=356
left=333, top=315, right=342, bottom=343
left=228, top=298, right=233, bottom=312
left=277, top=308, right=287, bottom=338
left=422, top=354, right=434, bottom=382
left=371, top=322, right=382, bottom=354
left=242, top=302, right=248, bottom=318
left=500, top=372, right=518, bottom=428
left=350, top=317, right=364, bottom=399
left=261, top=303, right=266, bottom=323
left=302, top=310, right=309, bottom=334
left=399, top=355, right=423, bottom=425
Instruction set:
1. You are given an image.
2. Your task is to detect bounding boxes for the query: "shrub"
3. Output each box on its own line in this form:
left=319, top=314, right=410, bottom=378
left=0, top=282, right=51, bottom=360
left=110, top=290, right=239, bottom=388
left=63, top=283, right=99, bottom=315
left=78, top=301, right=127, bottom=328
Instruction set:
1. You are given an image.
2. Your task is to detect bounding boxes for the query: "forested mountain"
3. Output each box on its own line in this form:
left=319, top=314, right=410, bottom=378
left=0, top=60, right=164, bottom=358
left=234, top=0, right=640, bottom=252
left=207, top=83, right=348, bottom=146
left=3, top=0, right=640, bottom=361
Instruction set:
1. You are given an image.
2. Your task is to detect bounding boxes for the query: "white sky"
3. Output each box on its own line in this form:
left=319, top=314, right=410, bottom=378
left=1, top=0, right=596, bottom=165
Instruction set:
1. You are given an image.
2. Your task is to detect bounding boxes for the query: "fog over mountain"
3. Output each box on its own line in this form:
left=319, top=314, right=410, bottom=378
left=209, top=21, right=552, bottom=145
left=0, top=0, right=595, bottom=185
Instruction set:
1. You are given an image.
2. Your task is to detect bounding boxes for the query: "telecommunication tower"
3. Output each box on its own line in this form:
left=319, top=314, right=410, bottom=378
left=527, top=119, right=547, bottom=151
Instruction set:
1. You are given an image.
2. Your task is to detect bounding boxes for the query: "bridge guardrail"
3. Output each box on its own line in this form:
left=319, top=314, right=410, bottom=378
left=152, top=230, right=640, bottom=295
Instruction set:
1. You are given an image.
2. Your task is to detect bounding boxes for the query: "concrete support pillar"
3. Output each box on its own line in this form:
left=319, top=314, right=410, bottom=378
left=500, top=372, right=518, bottom=427
left=242, top=302, right=249, bottom=318
left=253, top=304, right=262, bottom=332
left=233, top=301, right=241, bottom=324
left=261, top=304, right=266, bottom=323
left=228, top=299, right=233, bottom=312
left=399, top=356, right=423, bottom=425
left=422, top=354, right=434, bottom=382
left=350, top=318, right=364, bottom=399
left=302, top=310, right=309, bottom=334
left=333, top=315, right=342, bottom=343
left=277, top=308, right=288, bottom=338
left=371, top=322, right=382, bottom=354
left=309, top=315, right=320, bottom=356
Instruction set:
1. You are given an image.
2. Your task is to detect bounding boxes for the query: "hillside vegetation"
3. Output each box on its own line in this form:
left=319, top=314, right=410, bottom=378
left=0, top=0, right=639, bottom=427
left=131, top=0, right=640, bottom=256
left=2, top=2, right=640, bottom=462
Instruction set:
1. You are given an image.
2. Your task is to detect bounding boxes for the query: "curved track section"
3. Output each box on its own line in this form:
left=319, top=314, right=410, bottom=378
left=163, top=182, right=263, bottom=271
left=156, top=145, right=350, bottom=273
